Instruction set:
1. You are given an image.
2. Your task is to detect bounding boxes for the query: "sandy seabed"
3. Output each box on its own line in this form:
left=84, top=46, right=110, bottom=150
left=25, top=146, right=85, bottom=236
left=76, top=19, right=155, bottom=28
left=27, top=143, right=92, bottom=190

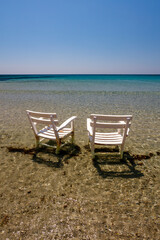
left=0, top=91, right=160, bottom=240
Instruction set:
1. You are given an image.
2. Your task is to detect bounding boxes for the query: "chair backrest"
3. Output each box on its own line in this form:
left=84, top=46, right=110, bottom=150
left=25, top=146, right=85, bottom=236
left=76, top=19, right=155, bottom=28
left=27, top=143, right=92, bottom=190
left=26, top=110, right=58, bottom=136
left=90, top=114, right=132, bottom=144
left=90, top=114, right=132, bottom=122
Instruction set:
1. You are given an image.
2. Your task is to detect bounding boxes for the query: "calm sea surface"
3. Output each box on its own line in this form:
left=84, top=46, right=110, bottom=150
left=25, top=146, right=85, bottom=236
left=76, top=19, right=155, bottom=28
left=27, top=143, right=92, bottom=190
left=0, top=75, right=160, bottom=113
left=0, top=74, right=160, bottom=151
left=0, top=74, right=160, bottom=92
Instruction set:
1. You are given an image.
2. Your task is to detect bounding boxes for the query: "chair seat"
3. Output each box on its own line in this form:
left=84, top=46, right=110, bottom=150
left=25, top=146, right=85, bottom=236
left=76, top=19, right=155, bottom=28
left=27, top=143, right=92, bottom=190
left=90, top=132, right=123, bottom=145
left=38, top=127, right=72, bottom=140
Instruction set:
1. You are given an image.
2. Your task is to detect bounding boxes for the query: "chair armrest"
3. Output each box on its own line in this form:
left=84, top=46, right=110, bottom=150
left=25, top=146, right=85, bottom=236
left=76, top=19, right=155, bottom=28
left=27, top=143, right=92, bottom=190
left=119, top=121, right=131, bottom=136
left=125, top=122, right=131, bottom=136
left=126, top=128, right=130, bottom=136
left=57, top=116, right=77, bottom=132
left=87, top=118, right=93, bottom=135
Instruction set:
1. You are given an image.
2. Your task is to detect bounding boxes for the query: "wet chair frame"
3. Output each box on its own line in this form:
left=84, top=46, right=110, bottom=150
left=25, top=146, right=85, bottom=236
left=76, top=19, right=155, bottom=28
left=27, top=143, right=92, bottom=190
left=26, top=110, right=77, bottom=153
left=87, top=114, right=132, bottom=159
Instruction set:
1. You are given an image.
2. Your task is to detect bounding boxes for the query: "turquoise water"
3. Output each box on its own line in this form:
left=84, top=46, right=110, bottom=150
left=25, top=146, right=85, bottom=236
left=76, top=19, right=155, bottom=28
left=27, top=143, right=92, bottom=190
left=0, top=74, right=160, bottom=114
left=0, top=74, right=160, bottom=92
left=0, top=74, right=160, bottom=151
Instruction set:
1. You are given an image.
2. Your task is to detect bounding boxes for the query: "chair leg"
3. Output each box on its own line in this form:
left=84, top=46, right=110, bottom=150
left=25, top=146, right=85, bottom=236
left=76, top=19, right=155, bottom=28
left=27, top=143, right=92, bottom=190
left=36, top=137, right=39, bottom=149
left=91, top=142, right=95, bottom=159
left=56, top=145, right=60, bottom=154
left=56, top=141, right=61, bottom=154
left=120, top=145, right=124, bottom=159
left=92, top=153, right=95, bottom=159
left=71, top=132, right=75, bottom=144
left=120, top=151, right=123, bottom=159
left=88, top=137, right=90, bottom=146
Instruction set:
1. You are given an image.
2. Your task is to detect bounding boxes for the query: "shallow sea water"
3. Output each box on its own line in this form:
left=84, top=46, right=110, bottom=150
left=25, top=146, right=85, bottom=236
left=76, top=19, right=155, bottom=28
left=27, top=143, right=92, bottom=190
left=0, top=75, right=160, bottom=239
left=0, top=75, right=160, bottom=154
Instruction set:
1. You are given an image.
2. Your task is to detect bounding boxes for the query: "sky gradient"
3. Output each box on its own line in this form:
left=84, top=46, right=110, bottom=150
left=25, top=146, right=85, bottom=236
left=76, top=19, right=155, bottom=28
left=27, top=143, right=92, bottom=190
left=0, top=0, right=160, bottom=74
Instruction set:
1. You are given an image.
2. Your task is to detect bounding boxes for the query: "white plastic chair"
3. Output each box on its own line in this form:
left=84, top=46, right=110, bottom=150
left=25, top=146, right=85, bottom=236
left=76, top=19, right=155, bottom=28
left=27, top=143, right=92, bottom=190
left=26, top=110, right=77, bottom=153
left=87, top=114, right=132, bottom=159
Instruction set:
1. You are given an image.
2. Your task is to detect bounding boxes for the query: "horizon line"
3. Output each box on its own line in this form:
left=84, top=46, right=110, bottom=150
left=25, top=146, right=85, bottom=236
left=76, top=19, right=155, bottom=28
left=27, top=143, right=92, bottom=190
left=0, top=73, right=160, bottom=76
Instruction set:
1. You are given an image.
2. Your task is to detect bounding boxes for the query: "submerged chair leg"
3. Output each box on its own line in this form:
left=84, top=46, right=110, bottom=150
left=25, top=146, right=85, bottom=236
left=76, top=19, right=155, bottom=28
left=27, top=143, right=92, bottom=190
left=88, top=135, right=90, bottom=146
left=56, top=140, right=61, bottom=154
left=36, top=137, right=40, bottom=148
left=71, top=132, right=75, bottom=144
left=91, top=142, right=95, bottom=159
left=120, top=145, right=124, bottom=159
left=56, top=145, right=60, bottom=154
left=120, top=151, right=124, bottom=159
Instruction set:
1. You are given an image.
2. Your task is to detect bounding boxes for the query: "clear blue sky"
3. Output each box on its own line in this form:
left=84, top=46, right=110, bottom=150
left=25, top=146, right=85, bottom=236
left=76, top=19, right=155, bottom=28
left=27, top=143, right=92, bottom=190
left=0, top=0, right=160, bottom=74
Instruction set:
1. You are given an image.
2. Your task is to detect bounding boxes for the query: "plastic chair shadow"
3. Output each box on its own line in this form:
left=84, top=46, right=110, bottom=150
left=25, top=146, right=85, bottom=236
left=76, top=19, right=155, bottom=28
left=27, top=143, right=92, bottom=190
left=7, top=143, right=81, bottom=169
left=92, top=148, right=144, bottom=179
